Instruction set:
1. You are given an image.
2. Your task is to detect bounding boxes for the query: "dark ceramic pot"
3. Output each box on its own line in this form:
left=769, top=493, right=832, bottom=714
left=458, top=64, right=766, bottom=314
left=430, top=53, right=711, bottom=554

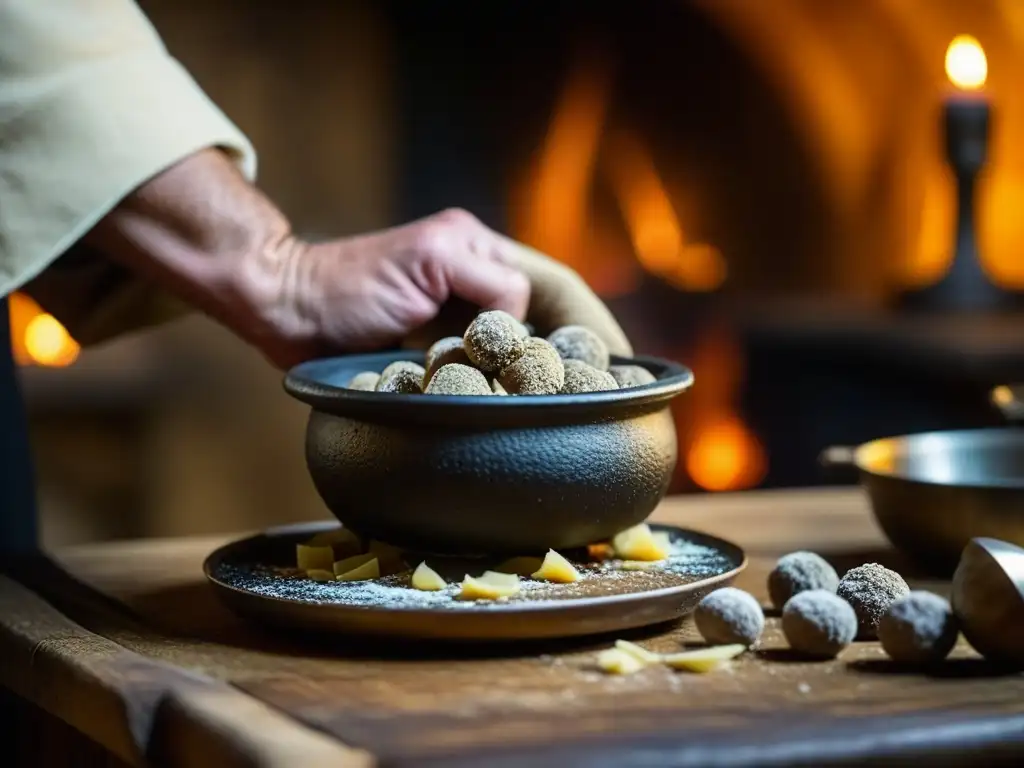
left=284, top=352, right=693, bottom=556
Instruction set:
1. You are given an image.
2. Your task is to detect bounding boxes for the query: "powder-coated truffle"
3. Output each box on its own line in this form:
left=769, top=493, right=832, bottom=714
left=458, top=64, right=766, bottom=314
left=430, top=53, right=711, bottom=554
left=548, top=325, right=610, bottom=371
left=782, top=590, right=858, bottom=659
left=498, top=338, right=565, bottom=395
left=694, top=587, right=765, bottom=647
left=608, top=364, right=656, bottom=389
left=768, top=551, right=840, bottom=610
left=837, top=563, right=910, bottom=640
left=464, top=311, right=528, bottom=373
left=346, top=371, right=381, bottom=391
left=560, top=360, right=618, bottom=394
left=376, top=361, right=425, bottom=394
left=878, top=591, right=959, bottom=665
left=425, top=336, right=470, bottom=382
left=424, top=363, right=493, bottom=395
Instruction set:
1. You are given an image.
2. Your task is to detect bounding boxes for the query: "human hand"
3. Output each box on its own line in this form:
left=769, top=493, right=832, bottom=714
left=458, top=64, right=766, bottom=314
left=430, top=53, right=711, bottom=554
left=89, top=150, right=630, bottom=369
left=250, top=208, right=633, bottom=368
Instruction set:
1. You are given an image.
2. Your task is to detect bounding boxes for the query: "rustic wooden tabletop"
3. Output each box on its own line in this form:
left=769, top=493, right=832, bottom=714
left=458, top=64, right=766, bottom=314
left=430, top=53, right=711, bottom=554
left=3, top=488, right=1023, bottom=767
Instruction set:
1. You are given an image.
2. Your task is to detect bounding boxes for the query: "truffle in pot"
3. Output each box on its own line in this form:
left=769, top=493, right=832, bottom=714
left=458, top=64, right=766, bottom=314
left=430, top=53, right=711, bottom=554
left=836, top=563, right=910, bottom=640
left=694, top=587, right=765, bottom=647
left=346, top=371, right=380, bottom=391
left=424, top=363, right=493, bottom=395
left=560, top=359, right=618, bottom=394
left=608, top=364, right=656, bottom=389
left=768, top=551, right=840, bottom=610
left=425, top=336, right=470, bottom=382
left=376, top=361, right=425, bottom=394
left=498, top=338, right=565, bottom=395
left=878, top=591, right=959, bottom=665
left=463, top=310, right=528, bottom=373
left=548, top=325, right=610, bottom=371
left=782, top=590, right=858, bottom=659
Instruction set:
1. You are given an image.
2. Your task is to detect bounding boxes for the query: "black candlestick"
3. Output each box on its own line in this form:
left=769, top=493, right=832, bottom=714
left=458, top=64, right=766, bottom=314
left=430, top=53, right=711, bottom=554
left=900, top=96, right=1008, bottom=312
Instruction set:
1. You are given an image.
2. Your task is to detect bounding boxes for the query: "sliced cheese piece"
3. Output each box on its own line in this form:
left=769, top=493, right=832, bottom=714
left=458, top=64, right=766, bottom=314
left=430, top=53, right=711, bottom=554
left=368, top=540, right=407, bottom=575
left=479, top=571, right=521, bottom=588
left=336, top=558, right=380, bottom=582
left=307, top=527, right=362, bottom=554
left=296, top=544, right=334, bottom=572
left=459, top=574, right=520, bottom=600
left=306, top=569, right=336, bottom=582
left=494, top=556, right=544, bottom=576
left=662, top=644, right=746, bottom=673
left=587, top=543, right=615, bottom=562
left=612, top=523, right=668, bottom=561
left=615, top=639, right=661, bottom=664
left=597, top=648, right=646, bottom=675
left=531, top=550, right=581, bottom=583
left=411, top=562, right=447, bottom=591
left=333, top=552, right=377, bottom=576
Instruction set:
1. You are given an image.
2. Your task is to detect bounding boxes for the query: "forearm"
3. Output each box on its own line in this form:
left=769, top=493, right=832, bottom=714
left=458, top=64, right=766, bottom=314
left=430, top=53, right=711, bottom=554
left=84, top=149, right=306, bottom=361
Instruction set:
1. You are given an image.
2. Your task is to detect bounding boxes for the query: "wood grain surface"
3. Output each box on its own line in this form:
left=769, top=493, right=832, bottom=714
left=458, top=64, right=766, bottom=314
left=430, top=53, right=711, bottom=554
left=5, top=488, right=1024, bottom=767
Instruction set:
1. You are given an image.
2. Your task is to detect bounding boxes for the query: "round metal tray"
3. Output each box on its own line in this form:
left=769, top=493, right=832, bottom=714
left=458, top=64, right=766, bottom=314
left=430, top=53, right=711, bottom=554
left=204, top=522, right=746, bottom=642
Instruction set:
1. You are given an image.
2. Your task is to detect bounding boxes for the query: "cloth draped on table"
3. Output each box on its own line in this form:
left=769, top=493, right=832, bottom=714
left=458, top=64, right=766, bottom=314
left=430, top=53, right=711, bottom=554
left=0, top=296, right=37, bottom=553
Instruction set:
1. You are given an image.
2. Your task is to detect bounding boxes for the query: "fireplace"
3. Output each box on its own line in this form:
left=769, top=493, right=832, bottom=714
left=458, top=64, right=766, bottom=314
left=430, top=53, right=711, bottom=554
left=11, top=0, right=1024, bottom=543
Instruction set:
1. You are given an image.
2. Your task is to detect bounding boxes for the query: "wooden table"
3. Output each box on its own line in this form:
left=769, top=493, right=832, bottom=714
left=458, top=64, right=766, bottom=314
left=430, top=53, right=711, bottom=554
left=3, top=488, right=1024, bottom=767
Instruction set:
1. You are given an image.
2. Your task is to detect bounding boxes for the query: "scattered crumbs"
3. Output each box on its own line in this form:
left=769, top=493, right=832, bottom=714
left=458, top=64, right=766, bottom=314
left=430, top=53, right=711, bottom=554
left=213, top=532, right=734, bottom=612
left=798, top=682, right=811, bottom=694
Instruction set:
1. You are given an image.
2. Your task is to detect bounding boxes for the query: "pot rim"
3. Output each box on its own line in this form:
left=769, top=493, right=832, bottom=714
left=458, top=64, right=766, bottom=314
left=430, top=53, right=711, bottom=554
left=284, top=351, right=693, bottom=422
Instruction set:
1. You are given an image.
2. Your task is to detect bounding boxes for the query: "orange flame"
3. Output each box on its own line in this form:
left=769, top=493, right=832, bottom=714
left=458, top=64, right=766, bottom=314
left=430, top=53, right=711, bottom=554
left=604, top=131, right=726, bottom=291
left=513, top=56, right=610, bottom=280
left=7, top=292, right=79, bottom=367
left=684, top=324, right=766, bottom=492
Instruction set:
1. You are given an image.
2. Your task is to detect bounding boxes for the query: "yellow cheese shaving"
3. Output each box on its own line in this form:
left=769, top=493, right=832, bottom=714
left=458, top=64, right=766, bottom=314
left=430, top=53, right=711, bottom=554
left=336, top=558, right=380, bottom=582
left=531, top=550, right=581, bottom=583
left=662, top=644, right=746, bottom=672
left=612, top=523, right=668, bottom=561
left=410, top=562, right=447, bottom=591
left=296, top=544, right=334, bottom=572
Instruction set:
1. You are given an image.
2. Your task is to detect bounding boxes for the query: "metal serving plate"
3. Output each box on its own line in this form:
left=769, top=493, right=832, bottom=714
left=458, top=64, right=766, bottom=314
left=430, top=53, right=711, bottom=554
left=204, top=522, right=745, bottom=642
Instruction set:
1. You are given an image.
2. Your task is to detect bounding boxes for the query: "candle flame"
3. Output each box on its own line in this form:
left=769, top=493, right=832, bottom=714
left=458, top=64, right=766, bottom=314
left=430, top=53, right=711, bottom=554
left=945, top=34, right=987, bottom=90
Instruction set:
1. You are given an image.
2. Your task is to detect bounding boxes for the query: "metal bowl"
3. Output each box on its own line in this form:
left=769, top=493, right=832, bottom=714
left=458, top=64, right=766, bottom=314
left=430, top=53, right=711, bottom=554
left=822, top=428, right=1024, bottom=575
left=284, top=352, right=692, bottom=557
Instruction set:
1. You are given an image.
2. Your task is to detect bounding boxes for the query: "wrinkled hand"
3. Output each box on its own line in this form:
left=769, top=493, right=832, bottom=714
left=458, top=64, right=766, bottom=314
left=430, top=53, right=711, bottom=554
left=257, top=208, right=632, bottom=368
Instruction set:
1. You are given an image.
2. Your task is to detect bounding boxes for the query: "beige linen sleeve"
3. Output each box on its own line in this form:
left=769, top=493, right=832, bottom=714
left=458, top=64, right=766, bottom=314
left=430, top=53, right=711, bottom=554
left=0, top=0, right=257, bottom=345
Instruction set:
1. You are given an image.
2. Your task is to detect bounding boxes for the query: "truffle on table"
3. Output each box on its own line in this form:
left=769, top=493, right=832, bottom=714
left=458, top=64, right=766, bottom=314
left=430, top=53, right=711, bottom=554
left=425, top=336, right=471, bottom=382
left=424, top=363, right=493, bottom=395
left=878, top=591, right=959, bottom=665
left=376, top=361, right=426, bottom=394
left=547, top=325, right=610, bottom=371
left=836, top=563, right=910, bottom=640
left=560, top=359, right=618, bottom=394
left=498, top=338, right=565, bottom=395
left=346, top=371, right=380, bottom=391
left=768, top=551, right=840, bottom=610
left=782, top=590, right=858, bottom=659
left=608, top=364, right=656, bottom=389
left=463, top=310, right=528, bottom=373
left=694, top=587, right=765, bottom=647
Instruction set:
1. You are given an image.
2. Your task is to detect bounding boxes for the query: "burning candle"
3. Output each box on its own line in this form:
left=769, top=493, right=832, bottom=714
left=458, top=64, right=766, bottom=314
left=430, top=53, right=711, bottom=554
left=904, top=35, right=1003, bottom=311
left=944, top=34, right=989, bottom=174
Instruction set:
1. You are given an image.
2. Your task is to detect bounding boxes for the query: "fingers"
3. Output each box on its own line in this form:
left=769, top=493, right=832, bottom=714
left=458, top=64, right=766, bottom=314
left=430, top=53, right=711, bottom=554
left=442, top=250, right=531, bottom=321
left=498, top=237, right=634, bottom=356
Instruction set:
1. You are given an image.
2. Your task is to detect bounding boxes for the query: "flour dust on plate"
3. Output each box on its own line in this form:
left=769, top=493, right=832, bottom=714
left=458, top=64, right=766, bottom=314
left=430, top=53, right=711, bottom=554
left=205, top=522, right=746, bottom=642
